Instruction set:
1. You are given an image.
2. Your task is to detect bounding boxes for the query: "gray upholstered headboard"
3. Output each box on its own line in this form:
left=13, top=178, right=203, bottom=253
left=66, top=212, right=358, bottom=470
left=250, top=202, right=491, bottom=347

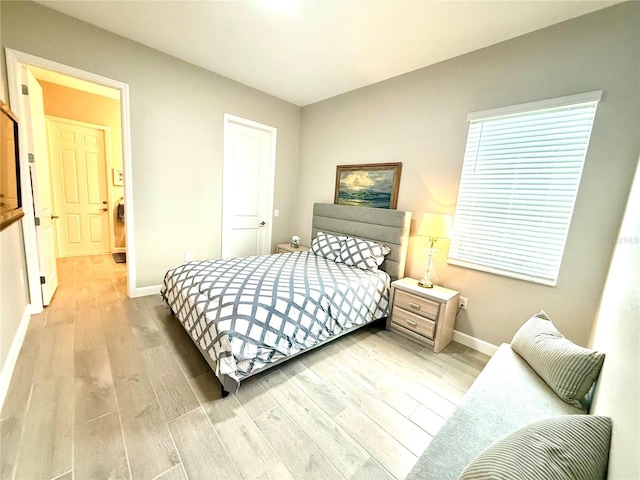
left=311, top=203, right=412, bottom=281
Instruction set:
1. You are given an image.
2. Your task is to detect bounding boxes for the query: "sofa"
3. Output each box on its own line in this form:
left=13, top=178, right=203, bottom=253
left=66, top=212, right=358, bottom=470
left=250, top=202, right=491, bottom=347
left=406, top=312, right=610, bottom=480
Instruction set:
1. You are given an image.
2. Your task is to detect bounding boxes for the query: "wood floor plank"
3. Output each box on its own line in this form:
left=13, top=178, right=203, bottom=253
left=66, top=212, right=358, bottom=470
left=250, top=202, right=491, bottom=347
left=325, top=344, right=420, bottom=417
left=254, top=461, right=295, bottom=480
left=304, top=350, right=433, bottom=457
left=351, top=332, right=468, bottom=405
left=260, top=370, right=370, bottom=478
left=169, top=408, right=242, bottom=480
left=105, top=326, right=181, bottom=479
left=128, top=306, right=166, bottom=350
left=191, top=372, right=278, bottom=480
left=155, top=311, right=211, bottom=379
left=14, top=375, right=74, bottom=480
left=334, top=405, right=416, bottom=480
left=53, top=470, right=73, bottom=480
left=278, top=360, right=349, bottom=418
left=74, top=308, right=106, bottom=351
left=408, top=404, right=447, bottom=437
left=417, top=343, right=486, bottom=377
left=0, top=415, right=22, bottom=480
left=255, top=406, right=344, bottom=480
left=34, top=323, right=74, bottom=382
left=143, top=344, right=200, bottom=421
left=0, top=314, right=44, bottom=420
left=350, top=457, right=395, bottom=480
left=339, top=345, right=458, bottom=418
left=74, top=345, right=118, bottom=425
left=154, top=464, right=188, bottom=480
left=234, top=375, right=278, bottom=419
left=74, top=412, right=130, bottom=480
left=45, top=309, right=74, bottom=327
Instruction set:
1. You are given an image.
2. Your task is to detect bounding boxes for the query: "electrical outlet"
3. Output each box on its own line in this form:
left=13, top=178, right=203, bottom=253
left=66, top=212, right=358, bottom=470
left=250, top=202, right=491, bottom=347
left=459, top=296, right=468, bottom=310
left=274, top=209, right=279, bottom=217
left=185, top=252, right=192, bottom=262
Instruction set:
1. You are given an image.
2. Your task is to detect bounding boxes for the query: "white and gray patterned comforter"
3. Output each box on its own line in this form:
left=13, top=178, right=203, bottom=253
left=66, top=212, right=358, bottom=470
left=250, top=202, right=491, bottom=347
left=160, top=251, right=390, bottom=390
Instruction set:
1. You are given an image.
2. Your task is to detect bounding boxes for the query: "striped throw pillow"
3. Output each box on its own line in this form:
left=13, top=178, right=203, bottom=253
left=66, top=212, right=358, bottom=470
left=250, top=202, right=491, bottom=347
left=511, top=311, right=605, bottom=409
left=459, top=415, right=612, bottom=480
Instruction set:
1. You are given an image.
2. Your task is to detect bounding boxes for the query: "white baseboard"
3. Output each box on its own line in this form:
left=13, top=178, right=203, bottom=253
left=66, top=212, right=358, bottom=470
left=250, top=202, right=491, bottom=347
left=129, top=284, right=162, bottom=298
left=453, top=330, right=498, bottom=356
left=0, top=305, right=32, bottom=411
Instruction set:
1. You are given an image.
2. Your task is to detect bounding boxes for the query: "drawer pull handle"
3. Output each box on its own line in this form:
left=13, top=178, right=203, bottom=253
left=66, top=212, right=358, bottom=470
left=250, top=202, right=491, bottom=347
left=406, top=320, right=418, bottom=327
left=409, top=302, right=421, bottom=310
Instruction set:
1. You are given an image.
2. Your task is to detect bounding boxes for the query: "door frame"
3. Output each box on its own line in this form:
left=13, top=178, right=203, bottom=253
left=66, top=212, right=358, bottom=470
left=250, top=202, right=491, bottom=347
left=222, top=113, right=277, bottom=258
left=5, top=48, right=138, bottom=313
left=46, top=116, right=114, bottom=257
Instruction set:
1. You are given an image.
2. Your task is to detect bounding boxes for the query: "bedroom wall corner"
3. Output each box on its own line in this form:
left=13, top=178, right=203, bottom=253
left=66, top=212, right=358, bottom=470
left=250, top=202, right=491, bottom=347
left=589, top=154, right=640, bottom=479
left=296, top=2, right=640, bottom=348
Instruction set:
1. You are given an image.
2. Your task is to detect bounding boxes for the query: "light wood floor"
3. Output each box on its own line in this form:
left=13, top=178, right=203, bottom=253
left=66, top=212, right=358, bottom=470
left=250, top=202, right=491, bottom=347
left=0, top=254, right=490, bottom=480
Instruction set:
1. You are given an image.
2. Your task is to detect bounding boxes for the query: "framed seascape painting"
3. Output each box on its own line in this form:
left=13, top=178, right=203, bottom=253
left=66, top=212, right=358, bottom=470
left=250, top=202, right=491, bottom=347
left=334, top=162, right=402, bottom=209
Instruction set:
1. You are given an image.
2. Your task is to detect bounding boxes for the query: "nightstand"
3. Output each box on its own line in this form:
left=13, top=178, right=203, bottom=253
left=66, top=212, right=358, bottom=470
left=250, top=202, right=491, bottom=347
left=386, top=277, right=459, bottom=353
left=275, top=243, right=309, bottom=254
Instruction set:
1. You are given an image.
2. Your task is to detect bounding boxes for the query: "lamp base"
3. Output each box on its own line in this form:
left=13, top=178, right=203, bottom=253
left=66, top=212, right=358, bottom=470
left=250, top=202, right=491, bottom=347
left=417, top=279, right=434, bottom=288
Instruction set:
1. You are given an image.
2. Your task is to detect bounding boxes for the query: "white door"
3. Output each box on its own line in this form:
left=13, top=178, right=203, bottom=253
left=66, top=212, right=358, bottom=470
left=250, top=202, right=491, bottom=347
left=222, top=115, right=276, bottom=258
left=25, top=68, right=58, bottom=306
left=47, top=119, right=110, bottom=257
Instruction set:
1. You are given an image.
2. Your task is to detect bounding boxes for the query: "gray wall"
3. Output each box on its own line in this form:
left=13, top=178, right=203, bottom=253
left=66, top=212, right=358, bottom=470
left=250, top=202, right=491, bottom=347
left=296, top=2, right=640, bottom=347
left=1, top=0, right=301, bottom=288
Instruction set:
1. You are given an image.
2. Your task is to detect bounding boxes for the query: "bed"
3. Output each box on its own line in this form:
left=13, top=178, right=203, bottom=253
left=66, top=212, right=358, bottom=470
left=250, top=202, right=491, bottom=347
left=160, top=203, right=411, bottom=395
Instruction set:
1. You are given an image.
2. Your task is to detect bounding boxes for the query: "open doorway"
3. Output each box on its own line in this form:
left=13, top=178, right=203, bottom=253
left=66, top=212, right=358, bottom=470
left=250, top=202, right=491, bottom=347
left=5, top=49, right=135, bottom=313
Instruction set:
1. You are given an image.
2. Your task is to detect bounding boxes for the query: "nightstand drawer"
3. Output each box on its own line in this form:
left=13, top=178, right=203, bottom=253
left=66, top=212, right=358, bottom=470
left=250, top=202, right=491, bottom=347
left=394, top=289, right=440, bottom=319
left=391, top=307, right=435, bottom=339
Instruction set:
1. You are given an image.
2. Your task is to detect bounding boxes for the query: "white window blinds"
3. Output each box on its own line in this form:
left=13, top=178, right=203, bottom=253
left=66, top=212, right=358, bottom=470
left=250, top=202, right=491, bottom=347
left=449, top=91, right=601, bottom=286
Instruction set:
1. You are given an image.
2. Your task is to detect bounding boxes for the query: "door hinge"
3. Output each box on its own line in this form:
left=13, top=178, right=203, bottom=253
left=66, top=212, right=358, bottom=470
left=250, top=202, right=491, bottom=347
left=34, top=216, right=41, bottom=226
left=40, top=276, right=46, bottom=285
left=28, top=153, right=35, bottom=163
left=21, top=84, right=29, bottom=95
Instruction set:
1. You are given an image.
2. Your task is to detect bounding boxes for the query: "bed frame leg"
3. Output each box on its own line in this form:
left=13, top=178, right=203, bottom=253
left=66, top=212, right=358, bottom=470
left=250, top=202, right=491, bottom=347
left=220, top=385, right=230, bottom=398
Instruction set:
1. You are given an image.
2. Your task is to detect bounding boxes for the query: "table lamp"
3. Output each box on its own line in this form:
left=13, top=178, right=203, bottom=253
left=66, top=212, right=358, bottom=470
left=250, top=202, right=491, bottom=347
left=417, top=213, right=452, bottom=288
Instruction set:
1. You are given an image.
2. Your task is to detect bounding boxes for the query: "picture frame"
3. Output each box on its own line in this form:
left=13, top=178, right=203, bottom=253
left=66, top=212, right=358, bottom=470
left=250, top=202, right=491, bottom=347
left=334, top=162, right=402, bottom=209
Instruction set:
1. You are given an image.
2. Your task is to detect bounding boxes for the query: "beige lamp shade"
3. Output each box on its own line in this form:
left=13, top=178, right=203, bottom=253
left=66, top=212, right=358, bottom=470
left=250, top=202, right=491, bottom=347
left=417, top=213, right=452, bottom=239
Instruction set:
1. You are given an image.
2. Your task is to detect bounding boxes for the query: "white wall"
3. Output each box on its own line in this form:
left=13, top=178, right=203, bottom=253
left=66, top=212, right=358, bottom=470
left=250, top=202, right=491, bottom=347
left=1, top=0, right=301, bottom=289
left=590, top=155, right=640, bottom=479
left=296, top=2, right=639, bottom=348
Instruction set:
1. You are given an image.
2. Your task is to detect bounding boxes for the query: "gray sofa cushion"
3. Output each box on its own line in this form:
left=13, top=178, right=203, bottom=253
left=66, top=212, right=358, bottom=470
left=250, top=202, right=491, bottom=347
left=458, top=415, right=612, bottom=480
left=406, top=344, right=583, bottom=480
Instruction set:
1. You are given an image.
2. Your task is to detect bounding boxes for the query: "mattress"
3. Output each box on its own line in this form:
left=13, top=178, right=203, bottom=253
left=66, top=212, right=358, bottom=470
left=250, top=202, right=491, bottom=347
left=160, top=250, right=390, bottom=390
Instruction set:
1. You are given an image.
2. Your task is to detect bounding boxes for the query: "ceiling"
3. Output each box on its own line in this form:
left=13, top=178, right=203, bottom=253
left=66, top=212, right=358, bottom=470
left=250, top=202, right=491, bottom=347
left=36, top=1, right=622, bottom=106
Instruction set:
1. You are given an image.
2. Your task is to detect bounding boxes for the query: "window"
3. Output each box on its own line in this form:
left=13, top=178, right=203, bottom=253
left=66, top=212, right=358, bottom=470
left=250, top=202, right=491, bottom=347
left=449, top=91, right=602, bottom=286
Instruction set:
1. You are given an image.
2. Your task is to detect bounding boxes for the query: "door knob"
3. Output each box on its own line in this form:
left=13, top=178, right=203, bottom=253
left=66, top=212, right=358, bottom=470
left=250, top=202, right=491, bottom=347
left=102, top=200, right=108, bottom=204
left=51, top=215, right=59, bottom=220
left=259, top=221, right=266, bottom=227
left=101, top=207, right=108, bottom=212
